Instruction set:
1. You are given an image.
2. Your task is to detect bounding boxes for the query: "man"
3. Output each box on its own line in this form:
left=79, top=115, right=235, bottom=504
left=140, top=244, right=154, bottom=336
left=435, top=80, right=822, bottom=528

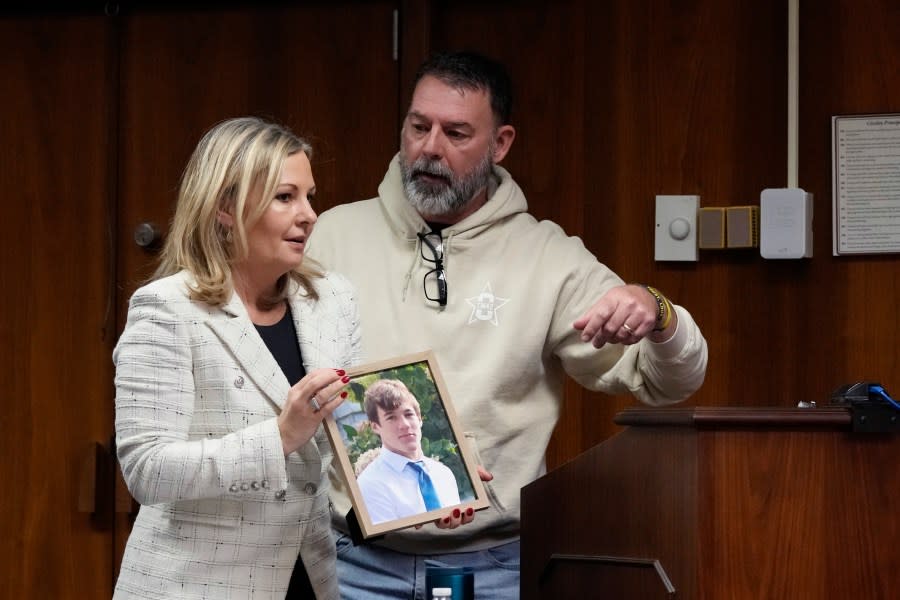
left=308, top=51, right=707, bottom=599
left=356, top=379, right=461, bottom=524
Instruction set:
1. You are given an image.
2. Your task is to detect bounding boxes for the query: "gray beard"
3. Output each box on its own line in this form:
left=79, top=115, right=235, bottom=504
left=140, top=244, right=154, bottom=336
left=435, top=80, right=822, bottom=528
left=399, top=151, right=494, bottom=218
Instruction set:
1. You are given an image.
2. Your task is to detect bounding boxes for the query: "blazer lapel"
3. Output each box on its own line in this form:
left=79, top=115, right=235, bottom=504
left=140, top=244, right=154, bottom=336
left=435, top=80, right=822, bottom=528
left=288, top=290, right=334, bottom=463
left=291, top=292, right=317, bottom=371
left=290, top=291, right=340, bottom=371
left=205, top=292, right=290, bottom=411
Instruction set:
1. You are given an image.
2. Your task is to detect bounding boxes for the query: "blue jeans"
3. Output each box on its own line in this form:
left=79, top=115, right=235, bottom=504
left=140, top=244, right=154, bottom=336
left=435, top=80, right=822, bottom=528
left=334, top=531, right=520, bottom=600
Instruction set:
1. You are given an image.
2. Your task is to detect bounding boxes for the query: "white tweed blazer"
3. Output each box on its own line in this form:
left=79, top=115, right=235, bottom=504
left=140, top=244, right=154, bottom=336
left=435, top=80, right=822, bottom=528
left=113, top=270, right=361, bottom=600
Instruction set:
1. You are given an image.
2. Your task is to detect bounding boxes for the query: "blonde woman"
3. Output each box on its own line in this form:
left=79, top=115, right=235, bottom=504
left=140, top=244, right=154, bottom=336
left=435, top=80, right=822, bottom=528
left=113, top=117, right=359, bottom=599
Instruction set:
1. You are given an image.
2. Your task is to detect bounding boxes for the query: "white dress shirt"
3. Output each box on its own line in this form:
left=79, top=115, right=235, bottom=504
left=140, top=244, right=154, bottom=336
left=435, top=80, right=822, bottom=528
left=356, top=447, right=461, bottom=524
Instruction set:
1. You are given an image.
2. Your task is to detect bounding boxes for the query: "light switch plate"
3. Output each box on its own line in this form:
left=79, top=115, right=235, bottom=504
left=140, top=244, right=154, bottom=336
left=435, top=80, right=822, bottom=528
left=655, top=195, right=699, bottom=261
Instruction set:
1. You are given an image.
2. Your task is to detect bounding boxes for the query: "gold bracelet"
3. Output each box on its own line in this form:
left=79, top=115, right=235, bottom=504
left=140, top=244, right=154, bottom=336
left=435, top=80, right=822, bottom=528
left=643, top=285, right=672, bottom=331
left=657, top=297, right=674, bottom=331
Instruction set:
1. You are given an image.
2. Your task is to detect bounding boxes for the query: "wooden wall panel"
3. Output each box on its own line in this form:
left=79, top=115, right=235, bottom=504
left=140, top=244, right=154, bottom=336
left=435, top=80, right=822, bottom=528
left=0, top=12, right=116, bottom=599
left=116, top=1, right=400, bottom=304
left=414, top=0, right=900, bottom=471
left=584, top=0, right=788, bottom=412
left=801, top=0, right=900, bottom=395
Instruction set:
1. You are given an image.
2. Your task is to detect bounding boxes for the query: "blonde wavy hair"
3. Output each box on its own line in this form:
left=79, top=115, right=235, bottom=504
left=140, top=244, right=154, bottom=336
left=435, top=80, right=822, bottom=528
left=154, top=116, right=321, bottom=306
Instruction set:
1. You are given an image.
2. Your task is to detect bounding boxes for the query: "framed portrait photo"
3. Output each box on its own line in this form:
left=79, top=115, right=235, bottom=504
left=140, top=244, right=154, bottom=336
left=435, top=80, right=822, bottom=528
left=323, top=350, right=489, bottom=539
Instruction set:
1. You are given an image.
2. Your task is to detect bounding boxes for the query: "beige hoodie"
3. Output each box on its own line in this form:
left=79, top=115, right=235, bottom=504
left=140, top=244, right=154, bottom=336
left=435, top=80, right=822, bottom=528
left=308, top=155, right=707, bottom=553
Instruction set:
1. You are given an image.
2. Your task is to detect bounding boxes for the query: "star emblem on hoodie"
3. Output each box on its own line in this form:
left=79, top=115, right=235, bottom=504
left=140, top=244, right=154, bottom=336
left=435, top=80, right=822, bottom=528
left=465, top=282, right=509, bottom=326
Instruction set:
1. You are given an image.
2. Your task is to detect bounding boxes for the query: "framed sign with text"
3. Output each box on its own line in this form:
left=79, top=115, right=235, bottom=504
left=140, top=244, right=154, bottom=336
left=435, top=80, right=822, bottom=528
left=832, top=113, right=900, bottom=255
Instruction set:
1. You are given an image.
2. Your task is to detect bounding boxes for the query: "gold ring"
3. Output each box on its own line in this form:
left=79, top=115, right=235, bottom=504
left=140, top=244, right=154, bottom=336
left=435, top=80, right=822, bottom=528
left=622, top=323, right=635, bottom=334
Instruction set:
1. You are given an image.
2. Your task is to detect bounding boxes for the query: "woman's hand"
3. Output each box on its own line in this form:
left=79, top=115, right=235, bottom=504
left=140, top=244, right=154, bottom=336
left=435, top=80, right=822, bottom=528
left=277, top=368, right=350, bottom=455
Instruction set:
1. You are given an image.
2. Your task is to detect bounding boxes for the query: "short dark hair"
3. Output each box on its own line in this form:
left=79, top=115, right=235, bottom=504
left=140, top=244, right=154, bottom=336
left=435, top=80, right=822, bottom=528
left=412, top=51, right=513, bottom=126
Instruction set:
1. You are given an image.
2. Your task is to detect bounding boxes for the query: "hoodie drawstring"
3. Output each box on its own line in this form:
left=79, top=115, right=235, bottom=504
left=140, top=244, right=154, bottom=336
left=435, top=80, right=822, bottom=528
left=401, top=236, right=421, bottom=303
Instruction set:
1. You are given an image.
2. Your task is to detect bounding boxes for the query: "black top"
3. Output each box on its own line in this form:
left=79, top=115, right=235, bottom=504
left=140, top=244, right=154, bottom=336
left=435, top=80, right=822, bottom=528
left=253, top=304, right=313, bottom=598
left=254, top=305, right=306, bottom=385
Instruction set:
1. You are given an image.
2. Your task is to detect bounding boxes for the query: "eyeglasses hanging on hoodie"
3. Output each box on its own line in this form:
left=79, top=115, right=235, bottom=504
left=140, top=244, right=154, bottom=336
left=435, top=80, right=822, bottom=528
left=417, top=231, right=447, bottom=307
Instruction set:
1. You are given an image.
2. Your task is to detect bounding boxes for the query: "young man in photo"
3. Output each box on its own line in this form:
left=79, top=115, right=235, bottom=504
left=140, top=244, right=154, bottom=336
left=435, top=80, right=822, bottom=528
left=356, top=379, right=461, bottom=524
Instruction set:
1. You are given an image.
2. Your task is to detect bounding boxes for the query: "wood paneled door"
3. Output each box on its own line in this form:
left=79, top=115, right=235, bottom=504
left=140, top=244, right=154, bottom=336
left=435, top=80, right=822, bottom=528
left=1, top=3, right=398, bottom=597
left=113, top=0, right=400, bottom=577
left=0, top=10, right=118, bottom=599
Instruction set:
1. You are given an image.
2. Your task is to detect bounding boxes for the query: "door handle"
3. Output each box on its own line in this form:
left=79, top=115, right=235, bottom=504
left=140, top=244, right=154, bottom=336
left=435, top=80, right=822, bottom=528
left=77, top=440, right=114, bottom=529
left=133, top=222, right=161, bottom=250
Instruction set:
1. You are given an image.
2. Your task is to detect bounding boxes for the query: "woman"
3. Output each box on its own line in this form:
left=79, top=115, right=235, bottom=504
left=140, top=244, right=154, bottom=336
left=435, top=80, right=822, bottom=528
left=113, top=117, right=358, bottom=599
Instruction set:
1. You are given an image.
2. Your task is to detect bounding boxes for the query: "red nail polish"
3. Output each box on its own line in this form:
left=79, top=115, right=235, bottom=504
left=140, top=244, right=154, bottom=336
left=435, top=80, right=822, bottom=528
left=341, top=375, right=350, bottom=383
left=335, top=369, right=346, bottom=376
left=466, top=507, right=473, bottom=516
left=452, top=508, right=461, bottom=518
left=340, top=391, right=348, bottom=398
left=442, top=517, right=450, bottom=524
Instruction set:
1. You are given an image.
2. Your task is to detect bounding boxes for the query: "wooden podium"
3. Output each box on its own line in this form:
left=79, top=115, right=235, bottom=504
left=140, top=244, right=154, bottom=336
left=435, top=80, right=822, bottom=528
left=521, top=407, right=899, bottom=599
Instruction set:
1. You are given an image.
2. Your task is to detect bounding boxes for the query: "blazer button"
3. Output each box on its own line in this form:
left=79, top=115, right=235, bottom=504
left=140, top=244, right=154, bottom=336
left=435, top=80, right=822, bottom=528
left=240, top=482, right=250, bottom=491
left=304, top=482, right=318, bottom=495
left=251, top=481, right=260, bottom=490
left=229, top=483, right=239, bottom=493
left=261, top=480, right=269, bottom=488
left=275, top=489, right=286, bottom=500
left=234, top=375, right=245, bottom=388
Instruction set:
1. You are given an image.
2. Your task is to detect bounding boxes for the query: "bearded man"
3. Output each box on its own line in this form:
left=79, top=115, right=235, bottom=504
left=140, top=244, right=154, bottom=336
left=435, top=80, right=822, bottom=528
left=307, top=51, right=708, bottom=600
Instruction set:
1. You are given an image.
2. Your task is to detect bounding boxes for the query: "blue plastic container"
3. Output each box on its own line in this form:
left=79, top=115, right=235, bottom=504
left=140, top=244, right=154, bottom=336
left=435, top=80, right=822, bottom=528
left=425, top=566, right=474, bottom=600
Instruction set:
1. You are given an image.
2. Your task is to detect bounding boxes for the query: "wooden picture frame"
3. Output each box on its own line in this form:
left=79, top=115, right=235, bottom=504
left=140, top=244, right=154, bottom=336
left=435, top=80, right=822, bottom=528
left=323, top=350, right=489, bottom=538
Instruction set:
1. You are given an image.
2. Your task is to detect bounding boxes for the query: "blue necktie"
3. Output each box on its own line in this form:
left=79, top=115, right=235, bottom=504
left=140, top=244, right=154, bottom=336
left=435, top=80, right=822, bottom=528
left=409, top=460, right=441, bottom=510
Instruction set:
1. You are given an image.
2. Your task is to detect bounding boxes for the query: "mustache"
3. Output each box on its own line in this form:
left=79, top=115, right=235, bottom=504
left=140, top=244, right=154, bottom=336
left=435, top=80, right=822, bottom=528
left=410, top=158, right=453, bottom=180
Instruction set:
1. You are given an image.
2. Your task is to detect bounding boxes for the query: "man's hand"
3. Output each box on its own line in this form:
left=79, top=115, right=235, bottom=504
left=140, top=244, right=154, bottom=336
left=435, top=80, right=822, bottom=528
left=419, top=466, right=492, bottom=531
left=572, top=284, right=676, bottom=347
